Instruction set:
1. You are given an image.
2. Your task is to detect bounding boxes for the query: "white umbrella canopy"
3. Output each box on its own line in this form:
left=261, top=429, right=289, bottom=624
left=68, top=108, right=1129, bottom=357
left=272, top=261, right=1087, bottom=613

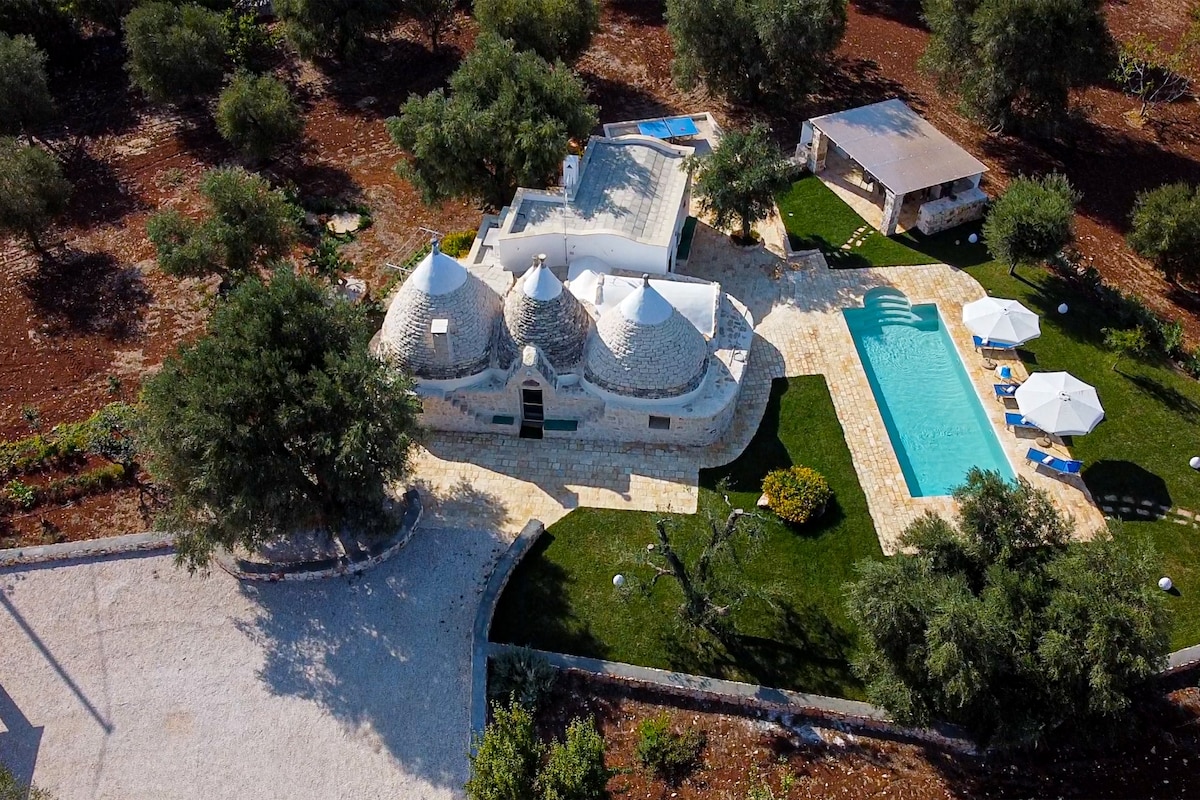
left=1015, top=372, right=1105, bottom=436
left=962, top=297, right=1041, bottom=346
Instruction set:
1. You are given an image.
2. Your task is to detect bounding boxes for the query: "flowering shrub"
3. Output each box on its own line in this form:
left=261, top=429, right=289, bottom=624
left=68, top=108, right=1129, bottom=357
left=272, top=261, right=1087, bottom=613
left=439, top=229, right=477, bottom=258
left=762, top=466, right=832, bottom=525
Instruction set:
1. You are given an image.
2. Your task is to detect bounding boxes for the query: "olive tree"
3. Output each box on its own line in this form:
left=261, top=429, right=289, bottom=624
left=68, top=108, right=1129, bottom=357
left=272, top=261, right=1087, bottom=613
left=387, top=35, right=596, bottom=206
left=666, top=0, right=846, bottom=102
left=274, top=0, right=403, bottom=60
left=1127, top=182, right=1200, bottom=287
left=141, top=269, right=421, bottom=570
left=404, top=0, right=457, bottom=51
left=146, top=167, right=299, bottom=288
left=982, top=173, right=1079, bottom=275
left=846, top=469, right=1170, bottom=748
left=123, top=1, right=229, bottom=104
left=921, top=0, right=1113, bottom=133
left=474, top=0, right=599, bottom=62
left=216, top=73, right=304, bottom=161
left=0, top=33, right=55, bottom=139
left=688, top=123, right=791, bottom=243
left=0, top=137, right=70, bottom=252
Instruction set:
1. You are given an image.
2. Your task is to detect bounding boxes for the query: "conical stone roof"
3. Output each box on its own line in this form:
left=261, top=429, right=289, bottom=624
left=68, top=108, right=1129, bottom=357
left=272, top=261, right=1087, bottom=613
left=378, top=242, right=501, bottom=379
left=584, top=277, right=709, bottom=399
left=498, top=261, right=591, bottom=368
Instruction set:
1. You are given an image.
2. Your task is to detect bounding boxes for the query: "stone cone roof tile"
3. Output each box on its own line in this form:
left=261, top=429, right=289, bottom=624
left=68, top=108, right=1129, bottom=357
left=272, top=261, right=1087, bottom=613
left=584, top=278, right=708, bottom=399
left=378, top=242, right=501, bottom=379
left=499, top=264, right=591, bottom=368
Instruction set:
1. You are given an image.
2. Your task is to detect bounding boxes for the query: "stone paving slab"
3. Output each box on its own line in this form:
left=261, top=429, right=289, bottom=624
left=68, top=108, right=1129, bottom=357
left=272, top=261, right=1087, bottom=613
left=0, top=526, right=504, bottom=800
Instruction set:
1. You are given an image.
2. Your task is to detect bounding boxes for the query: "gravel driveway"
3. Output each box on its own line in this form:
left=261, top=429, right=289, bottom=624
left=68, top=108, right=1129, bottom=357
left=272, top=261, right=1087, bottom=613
left=0, top=526, right=505, bottom=800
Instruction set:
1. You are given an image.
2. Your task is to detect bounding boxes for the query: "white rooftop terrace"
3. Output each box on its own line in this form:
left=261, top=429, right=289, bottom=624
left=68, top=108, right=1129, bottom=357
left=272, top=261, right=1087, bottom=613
left=503, top=135, right=693, bottom=248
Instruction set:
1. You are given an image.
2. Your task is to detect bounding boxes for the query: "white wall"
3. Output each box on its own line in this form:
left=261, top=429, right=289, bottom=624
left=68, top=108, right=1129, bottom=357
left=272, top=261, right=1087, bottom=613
left=498, top=231, right=670, bottom=275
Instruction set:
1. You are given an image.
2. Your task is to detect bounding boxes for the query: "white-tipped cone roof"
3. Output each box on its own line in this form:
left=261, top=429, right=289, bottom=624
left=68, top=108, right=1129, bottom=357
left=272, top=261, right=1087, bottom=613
left=522, top=262, right=563, bottom=301
left=617, top=278, right=673, bottom=325
left=585, top=276, right=709, bottom=399
left=408, top=241, right=468, bottom=296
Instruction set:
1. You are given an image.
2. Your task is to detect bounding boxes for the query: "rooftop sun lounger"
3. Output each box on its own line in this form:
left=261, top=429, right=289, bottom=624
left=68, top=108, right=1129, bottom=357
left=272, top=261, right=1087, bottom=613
left=973, top=335, right=1019, bottom=351
left=1005, top=412, right=1040, bottom=431
left=993, top=383, right=1018, bottom=399
left=1025, top=447, right=1082, bottom=476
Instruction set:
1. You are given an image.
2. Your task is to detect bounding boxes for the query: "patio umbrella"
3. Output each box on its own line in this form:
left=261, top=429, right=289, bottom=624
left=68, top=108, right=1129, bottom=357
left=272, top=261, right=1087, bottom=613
left=962, top=296, right=1041, bottom=346
left=1014, top=372, right=1104, bottom=436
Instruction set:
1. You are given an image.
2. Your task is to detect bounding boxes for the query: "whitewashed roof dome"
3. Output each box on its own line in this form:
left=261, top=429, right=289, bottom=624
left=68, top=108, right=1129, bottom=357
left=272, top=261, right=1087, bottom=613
left=378, top=241, right=501, bottom=379
left=499, top=261, right=592, bottom=368
left=584, top=276, right=709, bottom=399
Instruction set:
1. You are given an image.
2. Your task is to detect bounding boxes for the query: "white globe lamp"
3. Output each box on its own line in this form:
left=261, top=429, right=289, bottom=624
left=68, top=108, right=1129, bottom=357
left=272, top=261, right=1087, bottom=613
left=612, top=574, right=625, bottom=588
left=968, top=233, right=979, bottom=244
left=1058, top=303, right=1068, bottom=314
left=1159, top=576, right=1174, bottom=592
left=1190, top=456, right=1200, bottom=470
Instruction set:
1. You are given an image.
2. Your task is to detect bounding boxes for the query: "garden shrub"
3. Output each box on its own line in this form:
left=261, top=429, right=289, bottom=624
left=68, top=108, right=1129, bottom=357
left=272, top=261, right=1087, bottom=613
left=0, top=403, right=138, bottom=477
left=439, top=229, right=477, bottom=258
left=538, top=716, right=611, bottom=800
left=633, top=712, right=704, bottom=777
left=762, top=466, right=832, bottom=525
left=4, top=478, right=36, bottom=509
left=489, top=646, right=557, bottom=711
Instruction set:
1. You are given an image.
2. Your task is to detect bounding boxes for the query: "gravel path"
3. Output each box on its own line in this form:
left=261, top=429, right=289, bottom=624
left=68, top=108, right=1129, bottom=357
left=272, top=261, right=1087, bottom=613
left=0, top=526, right=506, bottom=800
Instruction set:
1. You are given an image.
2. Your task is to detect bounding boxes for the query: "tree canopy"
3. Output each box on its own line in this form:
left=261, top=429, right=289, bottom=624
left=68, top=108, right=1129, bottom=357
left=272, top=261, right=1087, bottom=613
left=146, top=167, right=299, bottom=288
left=0, top=137, right=70, bottom=251
left=0, top=33, right=56, bottom=138
left=921, top=0, right=1113, bottom=132
left=387, top=35, right=597, bottom=206
left=216, top=72, right=304, bottom=161
left=141, top=268, right=421, bottom=571
left=666, top=0, right=847, bottom=102
left=688, top=123, right=791, bottom=242
left=982, top=172, right=1079, bottom=274
left=846, top=469, right=1170, bottom=747
left=123, top=1, right=229, bottom=105
left=274, top=0, right=403, bottom=60
left=404, top=0, right=457, bottom=51
left=1127, top=182, right=1200, bottom=287
left=474, top=0, right=599, bottom=63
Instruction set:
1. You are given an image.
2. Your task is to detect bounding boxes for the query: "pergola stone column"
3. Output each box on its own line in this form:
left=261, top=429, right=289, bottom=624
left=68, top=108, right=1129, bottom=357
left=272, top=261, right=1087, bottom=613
left=807, top=127, right=828, bottom=174
left=881, top=189, right=904, bottom=236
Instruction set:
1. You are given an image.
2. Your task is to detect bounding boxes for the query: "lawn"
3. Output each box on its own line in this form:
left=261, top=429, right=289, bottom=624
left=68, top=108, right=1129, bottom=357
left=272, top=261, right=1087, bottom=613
left=776, top=175, right=993, bottom=269
left=965, top=262, right=1200, bottom=649
left=491, top=376, right=884, bottom=699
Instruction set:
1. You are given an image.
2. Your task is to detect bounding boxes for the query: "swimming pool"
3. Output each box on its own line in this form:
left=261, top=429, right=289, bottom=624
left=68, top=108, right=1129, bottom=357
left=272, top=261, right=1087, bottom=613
left=843, top=287, right=1015, bottom=497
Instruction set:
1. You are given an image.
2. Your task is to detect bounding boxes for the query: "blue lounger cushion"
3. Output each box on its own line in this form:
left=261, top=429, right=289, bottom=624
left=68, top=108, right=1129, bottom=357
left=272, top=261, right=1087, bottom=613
left=1025, top=447, right=1082, bottom=475
left=993, top=383, right=1018, bottom=398
left=973, top=335, right=1019, bottom=350
left=1005, top=412, right=1039, bottom=429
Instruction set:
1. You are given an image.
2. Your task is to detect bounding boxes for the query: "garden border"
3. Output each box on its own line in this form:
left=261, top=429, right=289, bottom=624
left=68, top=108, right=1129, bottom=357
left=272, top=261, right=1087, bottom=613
left=0, top=530, right=174, bottom=567
left=213, top=489, right=422, bottom=582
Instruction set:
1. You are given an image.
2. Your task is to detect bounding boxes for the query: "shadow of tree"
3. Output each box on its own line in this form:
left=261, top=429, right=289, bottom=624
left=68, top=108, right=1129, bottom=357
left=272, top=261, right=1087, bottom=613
left=489, top=531, right=609, bottom=659
left=1126, top=373, right=1200, bottom=423
left=60, top=145, right=145, bottom=229
left=235, top=524, right=506, bottom=791
left=21, top=248, right=151, bottom=340
left=1081, top=459, right=1172, bottom=511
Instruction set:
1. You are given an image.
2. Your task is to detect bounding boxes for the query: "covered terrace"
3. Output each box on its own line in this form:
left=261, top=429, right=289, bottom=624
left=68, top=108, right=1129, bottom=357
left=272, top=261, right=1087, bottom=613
left=800, top=99, right=989, bottom=236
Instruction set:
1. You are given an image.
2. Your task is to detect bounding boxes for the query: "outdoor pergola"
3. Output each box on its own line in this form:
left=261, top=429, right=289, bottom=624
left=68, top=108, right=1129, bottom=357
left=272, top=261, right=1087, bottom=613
left=801, top=99, right=989, bottom=236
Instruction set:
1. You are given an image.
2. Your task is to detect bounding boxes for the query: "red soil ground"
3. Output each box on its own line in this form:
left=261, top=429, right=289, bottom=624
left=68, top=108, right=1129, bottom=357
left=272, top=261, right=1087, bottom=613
left=2, top=1, right=1198, bottom=545
left=543, top=672, right=1200, bottom=799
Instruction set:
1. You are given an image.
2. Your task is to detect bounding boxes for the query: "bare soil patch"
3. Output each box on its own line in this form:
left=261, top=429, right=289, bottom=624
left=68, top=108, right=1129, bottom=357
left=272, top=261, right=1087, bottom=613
left=543, top=672, right=1200, bottom=799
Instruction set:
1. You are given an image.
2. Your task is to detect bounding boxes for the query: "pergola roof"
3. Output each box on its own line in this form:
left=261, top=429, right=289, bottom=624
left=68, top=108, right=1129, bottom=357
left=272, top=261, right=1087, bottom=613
left=810, top=99, right=987, bottom=196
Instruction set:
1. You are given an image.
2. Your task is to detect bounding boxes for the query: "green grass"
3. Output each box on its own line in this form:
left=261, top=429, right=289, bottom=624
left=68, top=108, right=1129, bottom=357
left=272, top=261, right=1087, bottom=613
left=776, top=175, right=993, bottom=269
left=966, top=262, right=1200, bottom=649
left=492, top=376, right=884, bottom=699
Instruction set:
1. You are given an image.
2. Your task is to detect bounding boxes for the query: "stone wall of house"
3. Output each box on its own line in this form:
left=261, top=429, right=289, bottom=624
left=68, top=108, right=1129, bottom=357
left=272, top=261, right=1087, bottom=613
left=916, top=187, right=988, bottom=235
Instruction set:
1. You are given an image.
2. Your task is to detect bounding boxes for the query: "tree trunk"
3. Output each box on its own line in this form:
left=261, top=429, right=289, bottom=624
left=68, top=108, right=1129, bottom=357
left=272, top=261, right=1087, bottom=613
left=1008, top=259, right=1017, bottom=276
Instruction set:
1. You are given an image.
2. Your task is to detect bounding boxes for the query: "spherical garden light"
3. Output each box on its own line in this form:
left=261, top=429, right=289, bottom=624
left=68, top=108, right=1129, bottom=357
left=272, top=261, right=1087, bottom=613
left=1159, top=576, right=1174, bottom=592
left=1058, top=303, right=1069, bottom=314
left=1190, top=456, right=1200, bottom=470
left=968, top=233, right=979, bottom=244
left=613, top=574, right=626, bottom=588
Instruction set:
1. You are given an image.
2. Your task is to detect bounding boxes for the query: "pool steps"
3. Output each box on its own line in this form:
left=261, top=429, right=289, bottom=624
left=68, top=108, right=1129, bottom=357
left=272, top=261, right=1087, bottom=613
left=859, top=287, right=926, bottom=328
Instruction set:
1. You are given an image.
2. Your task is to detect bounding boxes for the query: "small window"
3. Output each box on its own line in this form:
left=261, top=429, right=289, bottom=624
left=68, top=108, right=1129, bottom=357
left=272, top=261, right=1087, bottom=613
left=543, top=419, right=578, bottom=432
left=492, top=415, right=515, bottom=425
left=648, top=416, right=671, bottom=430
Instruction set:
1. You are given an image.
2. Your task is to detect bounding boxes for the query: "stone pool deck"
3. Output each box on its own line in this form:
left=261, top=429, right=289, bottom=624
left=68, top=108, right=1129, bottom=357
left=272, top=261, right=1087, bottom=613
left=409, top=221, right=1106, bottom=554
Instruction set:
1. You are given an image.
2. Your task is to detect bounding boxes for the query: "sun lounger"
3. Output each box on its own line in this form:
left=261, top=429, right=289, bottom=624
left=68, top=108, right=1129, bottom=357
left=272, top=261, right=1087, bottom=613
left=1025, top=447, right=1082, bottom=476
left=973, top=335, right=1019, bottom=351
left=1005, top=412, right=1040, bottom=431
left=993, top=383, right=1018, bottom=400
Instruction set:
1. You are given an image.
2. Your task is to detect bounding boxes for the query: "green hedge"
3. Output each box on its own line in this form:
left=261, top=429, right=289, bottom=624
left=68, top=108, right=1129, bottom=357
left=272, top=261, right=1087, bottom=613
left=762, top=465, right=832, bottom=525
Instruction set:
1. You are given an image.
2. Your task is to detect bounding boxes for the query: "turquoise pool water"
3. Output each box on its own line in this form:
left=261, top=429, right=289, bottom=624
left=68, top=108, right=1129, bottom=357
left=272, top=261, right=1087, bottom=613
left=843, top=288, right=1015, bottom=497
